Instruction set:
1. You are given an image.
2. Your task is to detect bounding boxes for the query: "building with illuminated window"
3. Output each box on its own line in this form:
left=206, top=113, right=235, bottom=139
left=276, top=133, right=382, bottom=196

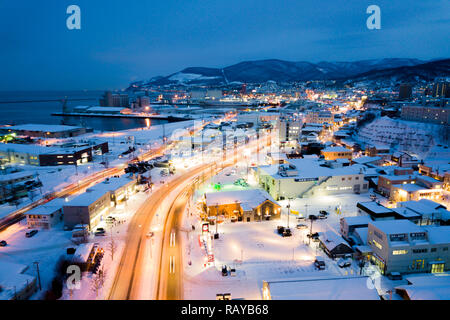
left=0, top=124, right=87, bottom=138
left=321, top=146, right=353, bottom=161
left=367, top=220, right=450, bottom=275
left=257, top=158, right=368, bottom=200
left=0, top=142, right=108, bottom=166
left=401, top=104, right=450, bottom=125
left=203, top=189, right=281, bottom=223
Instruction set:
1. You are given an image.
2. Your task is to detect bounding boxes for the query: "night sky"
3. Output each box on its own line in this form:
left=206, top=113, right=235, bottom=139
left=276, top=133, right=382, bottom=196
left=1, top=0, right=449, bottom=90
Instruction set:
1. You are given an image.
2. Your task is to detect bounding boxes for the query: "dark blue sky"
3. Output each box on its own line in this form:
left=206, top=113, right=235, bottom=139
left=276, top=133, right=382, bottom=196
left=1, top=0, right=449, bottom=90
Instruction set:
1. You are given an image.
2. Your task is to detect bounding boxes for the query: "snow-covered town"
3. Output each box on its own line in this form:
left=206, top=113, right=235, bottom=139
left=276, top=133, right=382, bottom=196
left=1, top=2, right=449, bottom=312
left=2, top=76, right=450, bottom=302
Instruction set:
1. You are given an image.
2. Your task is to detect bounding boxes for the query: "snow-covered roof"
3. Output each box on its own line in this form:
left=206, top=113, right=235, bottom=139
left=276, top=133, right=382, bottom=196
left=64, top=188, right=109, bottom=207
left=259, top=158, right=365, bottom=180
left=396, top=275, right=450, bottom=300
left=322, top=146, right=351, bottom=153
left=394, top=183, right=426, bottom=192
left=423, top=226, right=450, bottom=244
left=369, top=220, right=424, bottom=235
left=0, top=143, right=90, bottom=155
left=318, top=230, right=351, bottom=252
left=0, top=170, right=36, bottom=182
left=0, top=262, right=36, bottom=300
left=267, top=276, right=380, bottom=300
left=341, top=215, right=371, bottom=226
left=357, top=201, right=393, bottom=214
left=72, top=243, right=95, bottom=263
left=25, top=198, right=65, bottom=216
left=205, top=189, right=279, bottom=210
left=397, top=199, right=447, bottom=214
left=88, top=176, right=135, bottom=194
left=86, top=107, right=126, bottom=112
left=352, top=156, right=381, bottom=165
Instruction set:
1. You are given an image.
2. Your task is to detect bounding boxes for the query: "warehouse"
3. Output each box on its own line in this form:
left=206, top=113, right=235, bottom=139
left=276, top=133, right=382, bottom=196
left=0, top=124, right=87, bottom=138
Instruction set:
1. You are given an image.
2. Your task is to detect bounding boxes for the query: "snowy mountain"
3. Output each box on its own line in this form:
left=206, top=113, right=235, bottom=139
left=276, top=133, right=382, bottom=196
left=132, top=58, right=449, bottom=87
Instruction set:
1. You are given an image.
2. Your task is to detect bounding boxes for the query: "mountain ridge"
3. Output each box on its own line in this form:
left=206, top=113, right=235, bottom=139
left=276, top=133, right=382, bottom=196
left=130, top=58, right=449, bottom=87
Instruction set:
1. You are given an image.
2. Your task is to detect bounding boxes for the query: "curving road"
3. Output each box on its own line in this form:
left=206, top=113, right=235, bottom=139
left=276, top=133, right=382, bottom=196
left=107, top=162, right=220, bottom=300
left=108, top=132, right=273, bottom=300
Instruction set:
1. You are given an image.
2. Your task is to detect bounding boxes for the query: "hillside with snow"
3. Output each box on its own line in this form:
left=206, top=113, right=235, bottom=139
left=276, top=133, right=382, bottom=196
left=355, top=116, right=446, bottom=158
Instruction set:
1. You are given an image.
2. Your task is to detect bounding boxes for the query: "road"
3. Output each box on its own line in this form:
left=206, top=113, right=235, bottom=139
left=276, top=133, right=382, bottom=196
left=108, top=131, right=273, bottom=300
left=107, top=162, right=219, bottom=299
left=0, top=146, right=166, bottom=232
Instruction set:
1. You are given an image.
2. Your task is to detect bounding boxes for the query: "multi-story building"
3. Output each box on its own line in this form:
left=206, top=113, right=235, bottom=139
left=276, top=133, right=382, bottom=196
left=257, top=158, right=368, bottom=200
left=26, top=198, right=64, bottom=229
left=0, top=124, right=87, bottom=138
left=398, top=84, right=413, bottom=100
left=305, top=111, right=334, bottom=124
left=367, top=220, right=450, bottom=275
left=401, top=104, right=450, bottom=125
left=0, top=142, right=108, bottom=166
left=278, top=118, right=302, bottom=143
left=431, top=82, right=449, bottom=98
left=63, top=175, right=136, bottom=230
left=100, top=91, right=129, bottom=107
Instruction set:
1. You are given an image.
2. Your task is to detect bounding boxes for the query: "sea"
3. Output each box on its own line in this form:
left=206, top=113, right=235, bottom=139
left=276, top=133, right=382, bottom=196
left=0, top=91, right=168, bottom=131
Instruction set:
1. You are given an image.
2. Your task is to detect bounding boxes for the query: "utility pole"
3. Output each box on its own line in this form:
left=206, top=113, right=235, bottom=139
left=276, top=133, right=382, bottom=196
left=33, top=261, right=42, bottom=291
left=215, top=203, right=219, bottom=235
left=286, top=198, right=291, bottom=229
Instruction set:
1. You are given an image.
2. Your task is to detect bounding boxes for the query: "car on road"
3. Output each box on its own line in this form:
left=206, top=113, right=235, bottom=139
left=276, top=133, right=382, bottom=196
left=296, top=216, right=306, bottom=221
left=25, top=230, right=38, bottom=238
left=0, top=240, right=7, bottom=247
left=319, top=210, right=329, bottom=216
left=296, top=224, right=308, bottom=230
left=308, top=214, right=318, bottom=220
left=314, top=257, right=326, bottom=270
left=282, top=228, right=292, bottom=237
left=94, top=228, right=106, bottom=236
left=146, top=232, right=154, bottom=238
left=221, top=265, right=228, bottom=276
left=337, top=258, right=352, bottom=268
left=317, top=214, right=328, bottom=220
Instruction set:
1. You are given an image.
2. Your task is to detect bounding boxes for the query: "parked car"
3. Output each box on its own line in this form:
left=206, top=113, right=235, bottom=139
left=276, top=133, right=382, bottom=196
left=308, top=214, right=318, bottom=220
left=282, top=228, right=292, bottom=237
left=296, top=216, right=306, bottom=221
left=314, top=257, right=326, bottom=270
left=296, top=224, right=308, bottom=230
left=318, top=214, right=328, bottom=220
left=307, top=232, right=320, bottom=241
left=388, top=272, right=403, bottom=280
left=25, top=230, right=38, bottom=238
left=146, top=232, right=154, bottom=238
left=0, top=240, right=7, bottom=247
left=319, top=210, right=329, bottom=216
left=277, top=226, right=285, bottom=235
left=337, top=257, right=352, bottom=268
